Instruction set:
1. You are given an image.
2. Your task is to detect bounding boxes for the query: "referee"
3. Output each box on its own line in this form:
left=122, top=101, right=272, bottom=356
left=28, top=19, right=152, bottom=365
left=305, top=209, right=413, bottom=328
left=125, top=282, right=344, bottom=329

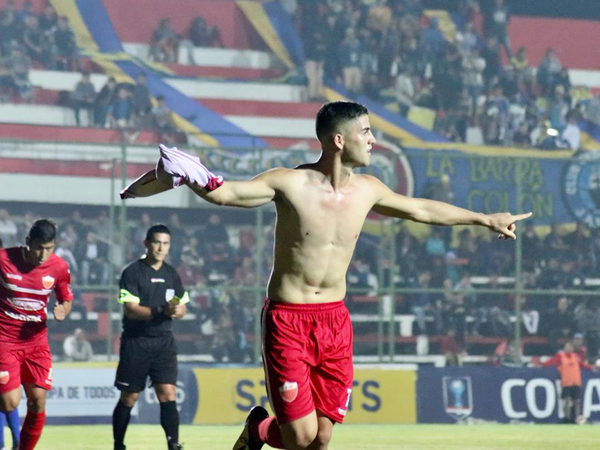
left=112, top=224, right=188, bottom=450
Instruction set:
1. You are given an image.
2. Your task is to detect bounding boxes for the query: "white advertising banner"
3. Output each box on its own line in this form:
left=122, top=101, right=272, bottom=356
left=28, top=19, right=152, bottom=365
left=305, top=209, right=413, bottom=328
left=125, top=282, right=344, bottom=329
left=17, top=368, right=138, bottom=418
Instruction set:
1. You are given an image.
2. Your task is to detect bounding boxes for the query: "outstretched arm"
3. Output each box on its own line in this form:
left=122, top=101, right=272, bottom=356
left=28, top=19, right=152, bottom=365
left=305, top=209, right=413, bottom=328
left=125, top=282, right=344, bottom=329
left=372, top=179, right=532, bottom=239
left=188, top=169, right=281, bottom=208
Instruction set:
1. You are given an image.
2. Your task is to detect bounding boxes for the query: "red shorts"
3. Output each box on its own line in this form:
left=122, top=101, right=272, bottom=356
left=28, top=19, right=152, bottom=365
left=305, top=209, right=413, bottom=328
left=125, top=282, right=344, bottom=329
left=0, top=342, right=53, bottom=393
left=261, top=299, right=353, bottom=424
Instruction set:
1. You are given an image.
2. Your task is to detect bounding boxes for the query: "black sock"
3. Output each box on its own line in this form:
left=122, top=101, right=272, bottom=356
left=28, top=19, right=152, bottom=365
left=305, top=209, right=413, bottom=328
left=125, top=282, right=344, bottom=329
left=160, top=401, right=179, bottom=445
left=113, top=401, right=133, bottom=448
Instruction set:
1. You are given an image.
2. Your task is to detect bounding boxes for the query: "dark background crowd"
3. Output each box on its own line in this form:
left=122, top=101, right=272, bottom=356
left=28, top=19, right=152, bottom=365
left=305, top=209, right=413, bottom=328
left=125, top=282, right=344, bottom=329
left=1, top=202, right=600, bottom=364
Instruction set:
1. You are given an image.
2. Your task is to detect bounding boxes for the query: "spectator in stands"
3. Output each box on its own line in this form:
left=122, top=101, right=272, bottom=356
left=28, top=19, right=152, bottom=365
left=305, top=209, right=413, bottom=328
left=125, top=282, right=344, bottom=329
left=411, top=270, right=440, bottom=335
left=545, top=296, right=575, bottom=352
left=393, top=64, right=415, bottom=116
left=512, top=121, right=531, bottom=147
left=54, top=236, right=79, bottom=274
left=188, top=16, right=210, bottom=47
left=485, top=0, right=511, bottom=58
left=301, top=4, right=327, bottom=101
left=22, top=14, right=53, bottom=68
left=94, top=76, right=117, bottom=127
left=178, top=235, right=205, bottom=281
left=557, top=110, right=581, bottom=151
left=16, top=0, right=34, bottom=25
left=421, top=16, right=444, bottom=57
left=107, top=86, right=133, bottom=129
left=509, top=47, right=532, bottom=84
left=188, top=16, right=222, bottom=48
left=449, top=275, right=474, bottom=348
left=520, top=221, right=542, bottom=272
left=71, top=72, right=96, bottom=127
left=347, top=256, right=378, bottom=296
left=462, top=48, right=486, bottom=108
left=575, top=299, right=600, bottom=363
left=129, top=212, right=152, bottom=259
left=53, top=16, right=79, bottom=71
left=76, top=230, right=109, bottom=286
left=5, top=43, right=32, bottom=102
left=38, top=3, right=57, bottom=34
left=481, top=36, right=501, bottom=87
left=0, top=208, right=18, bottom=247
left=337, top=27, right=362, bottom=93
left=536, top=48, right=561, bottom=95
left=131, top=73, right=153, bottom=126
left=211, top=300, right=251, bottom=363
left=544, top=223, right=569, bottom=263
left=150, top=18, right=179, bottom=63
left=152, top=95, right=177, bottom=145
left=62, top=327, right=93, bottom=362
left=440, top=328, right=463, bottom=366
left=0, top=9, right=21, bottom=57
left=423, top=174, right=454, bottom=247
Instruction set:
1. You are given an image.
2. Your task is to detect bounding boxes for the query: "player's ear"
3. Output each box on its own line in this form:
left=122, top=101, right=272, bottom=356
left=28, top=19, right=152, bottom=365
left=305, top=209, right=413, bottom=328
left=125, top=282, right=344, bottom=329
left=25, top=236, right=30, bottom=249
left=333, top=132, right=344, bottom=150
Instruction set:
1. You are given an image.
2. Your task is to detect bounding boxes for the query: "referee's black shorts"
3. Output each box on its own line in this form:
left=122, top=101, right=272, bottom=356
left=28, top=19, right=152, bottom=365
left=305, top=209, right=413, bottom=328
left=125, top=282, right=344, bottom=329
left=114, top=334, right=178, bottom=392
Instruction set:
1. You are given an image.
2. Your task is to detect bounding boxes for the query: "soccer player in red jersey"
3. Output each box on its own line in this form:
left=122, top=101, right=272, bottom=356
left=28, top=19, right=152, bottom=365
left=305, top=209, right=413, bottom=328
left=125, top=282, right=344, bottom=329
left=0, top=219, right=74, bottom=449
left=123, top=102, right=531, bottom=450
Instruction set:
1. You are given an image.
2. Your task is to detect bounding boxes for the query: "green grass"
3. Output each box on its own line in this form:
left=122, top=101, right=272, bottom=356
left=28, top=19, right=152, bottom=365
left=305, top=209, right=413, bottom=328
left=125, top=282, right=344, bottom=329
left=25, top=424, right=600, bottom=449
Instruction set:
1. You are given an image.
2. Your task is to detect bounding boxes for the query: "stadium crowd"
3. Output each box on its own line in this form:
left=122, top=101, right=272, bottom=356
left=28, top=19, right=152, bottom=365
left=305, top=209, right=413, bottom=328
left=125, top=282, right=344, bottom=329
left=297, top=0, right=594, bottom=150
left=1, top=204, right=600, bottom=363
left=1, top=0, right=598, bottom=152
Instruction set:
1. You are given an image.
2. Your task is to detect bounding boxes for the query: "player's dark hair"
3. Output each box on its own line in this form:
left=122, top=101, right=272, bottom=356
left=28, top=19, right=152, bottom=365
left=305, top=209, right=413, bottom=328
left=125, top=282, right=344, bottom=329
left=145, top=224, right=171, bottom=241
left=28, top=219, right=57, bottom=244
left=315, top=101, right=369, bottom=142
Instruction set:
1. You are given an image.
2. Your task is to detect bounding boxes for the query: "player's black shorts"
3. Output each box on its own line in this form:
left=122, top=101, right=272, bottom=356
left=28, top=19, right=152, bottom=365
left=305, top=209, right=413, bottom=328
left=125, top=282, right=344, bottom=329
left=561, top=385, right=582, bottom=399
left=114, top=334, right=178, bottom=392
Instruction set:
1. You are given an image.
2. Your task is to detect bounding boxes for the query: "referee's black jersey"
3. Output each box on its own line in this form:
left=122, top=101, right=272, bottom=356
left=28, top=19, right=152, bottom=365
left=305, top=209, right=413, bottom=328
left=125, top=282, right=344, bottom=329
left=118, top=259, right=188, bottom=338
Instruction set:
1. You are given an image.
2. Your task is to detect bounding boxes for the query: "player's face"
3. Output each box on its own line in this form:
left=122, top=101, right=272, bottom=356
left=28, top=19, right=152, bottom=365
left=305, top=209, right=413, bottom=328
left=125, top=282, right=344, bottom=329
left=144, top=232, right=171, bottom=264
left=341, top=115, right=376, bottom=168
left=26, top=239, right=55, bottom=266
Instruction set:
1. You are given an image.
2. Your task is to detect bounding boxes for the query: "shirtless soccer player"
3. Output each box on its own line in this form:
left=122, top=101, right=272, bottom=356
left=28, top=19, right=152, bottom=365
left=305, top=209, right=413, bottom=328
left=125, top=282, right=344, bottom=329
left=0, top=219, right=73, bottom=449
left=121, top=101, right=532, bottom=450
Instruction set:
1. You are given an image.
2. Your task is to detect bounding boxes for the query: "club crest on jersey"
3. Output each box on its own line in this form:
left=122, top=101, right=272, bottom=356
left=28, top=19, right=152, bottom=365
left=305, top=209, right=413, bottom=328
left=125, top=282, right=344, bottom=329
left=0, top=371, right=9, bottom=385
left=42, top=275, right=55, bottom=289
left=279, top=381, right=298, bottom=403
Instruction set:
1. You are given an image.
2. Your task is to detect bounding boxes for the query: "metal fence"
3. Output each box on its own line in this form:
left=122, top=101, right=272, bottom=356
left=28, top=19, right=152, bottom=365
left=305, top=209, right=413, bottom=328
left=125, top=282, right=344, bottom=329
left=4, top=141, right=600, bottom=364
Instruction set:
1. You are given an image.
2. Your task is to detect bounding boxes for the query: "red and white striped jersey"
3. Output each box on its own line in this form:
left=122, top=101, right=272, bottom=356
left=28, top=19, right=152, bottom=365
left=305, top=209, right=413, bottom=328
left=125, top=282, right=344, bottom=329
left=0, top=247, right=73, bottom=346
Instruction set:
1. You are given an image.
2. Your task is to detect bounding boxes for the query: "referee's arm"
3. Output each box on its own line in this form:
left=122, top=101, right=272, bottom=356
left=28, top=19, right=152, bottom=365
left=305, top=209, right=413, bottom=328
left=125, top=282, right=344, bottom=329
left=119, top=288, right=155, bottom=320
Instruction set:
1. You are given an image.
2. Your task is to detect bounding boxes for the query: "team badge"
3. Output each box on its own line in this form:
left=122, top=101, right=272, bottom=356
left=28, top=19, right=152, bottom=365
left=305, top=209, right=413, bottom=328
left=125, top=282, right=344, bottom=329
left=279, top=381, right=298, bottom=403
left=0, top=371, right=9, bottom=385
left=443, top=376, right=473, bottom=421
left=563, top=151, right=600, bottom=228
left=42, top=275, right=55, bottom=289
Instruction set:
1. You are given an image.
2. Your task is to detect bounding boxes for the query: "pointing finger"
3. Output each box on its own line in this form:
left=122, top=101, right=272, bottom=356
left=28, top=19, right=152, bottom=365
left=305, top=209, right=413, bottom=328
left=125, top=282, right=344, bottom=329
left=512, top=212, right=533, bottom=222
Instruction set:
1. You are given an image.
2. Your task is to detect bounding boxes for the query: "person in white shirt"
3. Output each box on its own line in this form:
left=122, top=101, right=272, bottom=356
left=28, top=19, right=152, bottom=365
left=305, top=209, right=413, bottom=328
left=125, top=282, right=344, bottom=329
left=63, top=328, right=93, bottom=362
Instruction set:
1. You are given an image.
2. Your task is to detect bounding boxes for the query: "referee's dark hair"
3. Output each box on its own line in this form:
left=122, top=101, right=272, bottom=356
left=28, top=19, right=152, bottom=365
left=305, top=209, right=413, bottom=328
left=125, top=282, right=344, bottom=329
left=28, top=219, right=57, bottom=244
left=145, top=224, right=171, bottom=241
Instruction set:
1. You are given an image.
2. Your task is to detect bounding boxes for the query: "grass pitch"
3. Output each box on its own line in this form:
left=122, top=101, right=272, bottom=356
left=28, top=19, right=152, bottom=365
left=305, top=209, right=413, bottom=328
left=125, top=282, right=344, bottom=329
left=31, top=423, right=600, bottom=449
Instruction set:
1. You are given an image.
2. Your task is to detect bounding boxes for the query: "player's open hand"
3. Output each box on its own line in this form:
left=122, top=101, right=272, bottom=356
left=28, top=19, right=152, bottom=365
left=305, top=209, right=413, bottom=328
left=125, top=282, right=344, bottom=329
left=53, top=302, right=68, bottom=321
left=486, top=212, right=533, bottom=240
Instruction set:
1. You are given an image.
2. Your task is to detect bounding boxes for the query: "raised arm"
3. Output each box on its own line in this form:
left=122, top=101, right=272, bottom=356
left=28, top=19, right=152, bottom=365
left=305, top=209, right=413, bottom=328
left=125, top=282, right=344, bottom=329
left=371, top=177, right=532, bottom=239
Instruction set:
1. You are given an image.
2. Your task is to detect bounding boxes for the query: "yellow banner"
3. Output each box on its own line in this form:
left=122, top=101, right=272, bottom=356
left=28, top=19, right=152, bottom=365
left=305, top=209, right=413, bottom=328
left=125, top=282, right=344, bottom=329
left=236, top=0, right=294, bottom=69
left=192, top=367, right=416, bottom=424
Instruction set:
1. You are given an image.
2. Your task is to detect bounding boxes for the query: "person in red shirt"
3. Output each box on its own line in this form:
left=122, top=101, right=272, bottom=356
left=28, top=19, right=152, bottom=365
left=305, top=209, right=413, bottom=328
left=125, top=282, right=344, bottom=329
left=541, top=341, right=597, bottom=424
left=0, top=219, right=74, bottom=449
